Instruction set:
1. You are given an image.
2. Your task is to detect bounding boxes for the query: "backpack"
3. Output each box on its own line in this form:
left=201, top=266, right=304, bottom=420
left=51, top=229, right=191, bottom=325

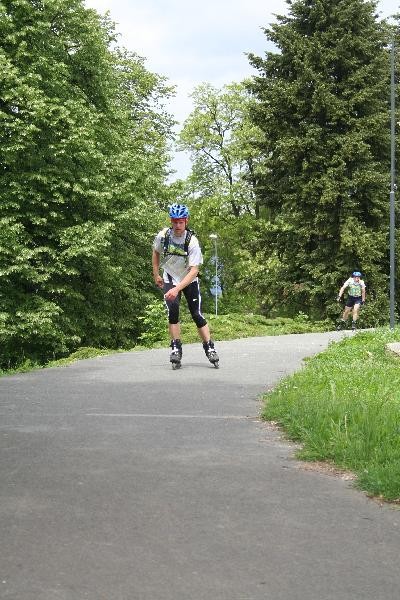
left=162, top=227, right=194, bottom=258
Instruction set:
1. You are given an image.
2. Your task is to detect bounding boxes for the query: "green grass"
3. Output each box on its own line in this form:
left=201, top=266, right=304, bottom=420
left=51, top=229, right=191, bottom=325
left=48, top=346, right=125, bottom=366
left=200, top=311, right=330, bottom=340
left=0, top=347, right=125, bottom=377
left=262, top=327, right=400, bottom=503
left=140, top=307, right=331, bottom=347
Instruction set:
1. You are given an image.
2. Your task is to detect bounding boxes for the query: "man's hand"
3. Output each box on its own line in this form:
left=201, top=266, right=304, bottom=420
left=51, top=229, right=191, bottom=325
left=154, top=275, right=163, bottom=289
left=337, top=295, right=341, bottom=302
left=164, top=286, right=179, bottom=301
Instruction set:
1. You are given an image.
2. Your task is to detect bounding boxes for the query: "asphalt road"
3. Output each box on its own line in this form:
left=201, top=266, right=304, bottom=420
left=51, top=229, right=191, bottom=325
left=1, top=332, right=399, bottom=600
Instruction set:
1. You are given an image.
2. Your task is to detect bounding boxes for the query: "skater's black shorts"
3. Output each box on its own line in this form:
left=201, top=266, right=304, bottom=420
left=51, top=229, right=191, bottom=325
left=345, top=295, right=362, bottom=308
left=163, top=278, right=207, bottom=329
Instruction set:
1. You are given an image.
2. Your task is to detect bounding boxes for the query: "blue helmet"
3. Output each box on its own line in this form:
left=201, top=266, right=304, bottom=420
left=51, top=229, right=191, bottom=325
left=169, top=203, right=189, bottom=219
left=352, top=271, right=362, bottom=277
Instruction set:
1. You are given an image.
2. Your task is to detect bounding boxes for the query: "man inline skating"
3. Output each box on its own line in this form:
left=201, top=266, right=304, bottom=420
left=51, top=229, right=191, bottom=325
left=336, top=271, right=366, bottom=331
left=152, top=203, right=219, bottom=368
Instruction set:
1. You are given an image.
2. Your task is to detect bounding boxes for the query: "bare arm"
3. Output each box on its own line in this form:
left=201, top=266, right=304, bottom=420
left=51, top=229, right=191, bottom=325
left=152, top=249, right=163, bottom=289
left=338, top=282, right=347, bottom=299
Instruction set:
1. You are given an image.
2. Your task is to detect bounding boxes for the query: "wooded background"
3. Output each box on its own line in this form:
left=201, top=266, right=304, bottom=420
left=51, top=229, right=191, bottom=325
left=1, top=0, right=398, bottom=368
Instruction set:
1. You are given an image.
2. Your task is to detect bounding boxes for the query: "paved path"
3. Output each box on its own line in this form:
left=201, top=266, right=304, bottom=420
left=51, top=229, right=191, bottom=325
left=1, top=332, right=399, bottom=600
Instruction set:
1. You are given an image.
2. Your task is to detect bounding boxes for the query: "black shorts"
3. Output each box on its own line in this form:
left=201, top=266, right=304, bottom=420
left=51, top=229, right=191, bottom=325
left=163, top=279, right=207, bottom=328
left=346, top=296, right=362, bottom=308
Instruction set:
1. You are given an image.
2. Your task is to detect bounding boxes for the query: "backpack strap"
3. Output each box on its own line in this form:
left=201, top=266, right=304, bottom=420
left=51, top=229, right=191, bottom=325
left=163, top=227, right=195, bottom=257
left=184, top=228, right=194, bottom=254
left=162, top=227, right=171, bottom=257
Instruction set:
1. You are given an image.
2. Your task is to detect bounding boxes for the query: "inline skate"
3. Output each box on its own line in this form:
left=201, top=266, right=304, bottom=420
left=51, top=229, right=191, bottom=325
left=203, top=340, right=219, bottom=368
left=170, top=338, right=182, bottom=370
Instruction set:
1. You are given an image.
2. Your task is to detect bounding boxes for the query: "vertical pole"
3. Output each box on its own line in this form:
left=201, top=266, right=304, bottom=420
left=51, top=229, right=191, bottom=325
left=214, top=238, right=218, bottom=316
left=209, top=234, right=218, bottom=316
left=390, top=38, right=396, bottom=330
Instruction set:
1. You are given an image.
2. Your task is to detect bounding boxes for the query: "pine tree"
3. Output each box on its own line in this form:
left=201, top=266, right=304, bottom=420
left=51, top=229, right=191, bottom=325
left=247, top=0, right=391, bottom=321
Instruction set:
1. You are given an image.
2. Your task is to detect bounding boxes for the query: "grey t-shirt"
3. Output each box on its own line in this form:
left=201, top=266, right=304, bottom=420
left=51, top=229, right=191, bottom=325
left=153, top=228, right=203, bottom=285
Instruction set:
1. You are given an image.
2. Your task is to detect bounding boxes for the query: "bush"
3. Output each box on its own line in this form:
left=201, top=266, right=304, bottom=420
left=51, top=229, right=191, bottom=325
left=138, top=299, right=168, bottom=347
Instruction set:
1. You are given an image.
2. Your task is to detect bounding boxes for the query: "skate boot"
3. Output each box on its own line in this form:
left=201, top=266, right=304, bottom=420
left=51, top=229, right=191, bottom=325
left=170, top=339, right=182, bottom=370
left=351, top=321, right=357, bottom=331
left=203, top=340, right=219, bottom=368
left=336, top=319, right=346, bottom=331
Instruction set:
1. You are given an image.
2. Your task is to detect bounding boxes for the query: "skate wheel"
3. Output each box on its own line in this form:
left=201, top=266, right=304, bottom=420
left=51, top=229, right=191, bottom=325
left=172, top=361, right=181, bottom=370
left=213, top=361, right=219, bottom=369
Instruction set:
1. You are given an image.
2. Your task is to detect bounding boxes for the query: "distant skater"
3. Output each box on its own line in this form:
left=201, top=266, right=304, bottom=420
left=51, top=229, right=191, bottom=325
left=336, top=271, right=366, bottom=331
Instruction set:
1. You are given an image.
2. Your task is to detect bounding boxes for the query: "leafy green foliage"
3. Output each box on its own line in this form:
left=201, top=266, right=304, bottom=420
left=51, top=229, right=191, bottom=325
left=173, top=83, right=269, bottom=314
left=179, top=82, right=262, bottom=218
left=138, top=299, right=168, bottom=347
left=0, top=0, right=172, bottom=368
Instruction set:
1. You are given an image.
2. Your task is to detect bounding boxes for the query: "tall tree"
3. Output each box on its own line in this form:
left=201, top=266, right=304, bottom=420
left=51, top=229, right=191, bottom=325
left=247, top=0, right=391, bottom=320
left=179, top=82, right=262, bottom=218
left=0, top=0, right=173, bottom=367
left=176, top=82, right=265, bottom=312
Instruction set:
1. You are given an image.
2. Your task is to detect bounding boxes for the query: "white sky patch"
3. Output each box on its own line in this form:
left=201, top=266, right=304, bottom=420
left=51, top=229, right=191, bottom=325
left=85, top=0, right=397, bottom=178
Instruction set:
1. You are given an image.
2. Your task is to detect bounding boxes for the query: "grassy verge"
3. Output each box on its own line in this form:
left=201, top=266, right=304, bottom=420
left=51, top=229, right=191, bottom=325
left=192, top=311, right=330, bottom=341
left=262, top=327, right=400, bottom=503
left=0, top=347, right=124, bottom=377
left=139, top=306, right=331, bottom=347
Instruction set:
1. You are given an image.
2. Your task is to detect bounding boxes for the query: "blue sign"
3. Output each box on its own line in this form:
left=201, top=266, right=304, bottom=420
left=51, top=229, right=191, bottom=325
left=210, top=276, right=222, bottom=297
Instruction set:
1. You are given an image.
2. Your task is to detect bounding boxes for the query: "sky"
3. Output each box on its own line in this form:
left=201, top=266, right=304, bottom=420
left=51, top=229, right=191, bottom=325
left=84, top=0, right=397, bottom=179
